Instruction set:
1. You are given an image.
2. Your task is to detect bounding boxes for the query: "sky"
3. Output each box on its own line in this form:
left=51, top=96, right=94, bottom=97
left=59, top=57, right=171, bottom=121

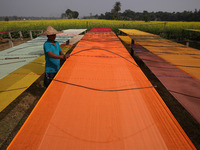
left=1, top=0, right=200, bottom=18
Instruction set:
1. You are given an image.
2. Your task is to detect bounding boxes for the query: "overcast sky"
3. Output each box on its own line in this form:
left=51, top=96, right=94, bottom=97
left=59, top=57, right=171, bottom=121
left=1, top=0, right=200, bottom=18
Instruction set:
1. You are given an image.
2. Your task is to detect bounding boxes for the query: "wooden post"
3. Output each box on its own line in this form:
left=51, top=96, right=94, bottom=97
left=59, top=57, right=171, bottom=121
left=123, top=24, right=125, bottom=28
left=186, top=41, right=189, bottom=47
left=162, top=22, right=167, bottom=36
left=19, top=31, right=23, bottom=40
left=86, top=21, right=88, bottom=30
left=29, top=31, right=33, bottom=39
left=9, top=39, right=13, bottom=47
left=8, top=32, right=12, bottom=40
left=131, top=39, right=134, bottom=57
left=164, top=22, right=167, bottom=31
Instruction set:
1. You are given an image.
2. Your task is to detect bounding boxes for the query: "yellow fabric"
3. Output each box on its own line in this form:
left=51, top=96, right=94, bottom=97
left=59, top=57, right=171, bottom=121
left=119, top=29, right=200, bottom=80
left=118, top=35, right=132, bottom=44
left=0, top=44, right=72, bottom=112
left=119, top=29, right=159, bottom=37
left=0, top=56, right=45, bottom=112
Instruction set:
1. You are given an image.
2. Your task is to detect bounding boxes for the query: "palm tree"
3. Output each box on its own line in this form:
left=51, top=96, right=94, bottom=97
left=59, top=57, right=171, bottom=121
left=112, top=2, right=121, bottom=20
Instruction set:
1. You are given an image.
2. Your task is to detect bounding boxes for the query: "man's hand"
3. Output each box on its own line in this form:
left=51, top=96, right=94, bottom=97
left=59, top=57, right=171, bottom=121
left=64, top=54, right=70, bottom=59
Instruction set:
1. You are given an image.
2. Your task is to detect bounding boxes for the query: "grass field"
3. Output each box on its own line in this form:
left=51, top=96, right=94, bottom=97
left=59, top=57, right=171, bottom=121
left=0, top=19, right=200, bottom=40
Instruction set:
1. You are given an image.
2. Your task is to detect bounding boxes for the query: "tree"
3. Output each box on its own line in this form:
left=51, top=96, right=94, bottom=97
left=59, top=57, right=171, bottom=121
left=61, top=13, right=67, bottom=19
left=72, top=11, right=79, bottom=19
left=105, top=12, right=114, bottom=20
left=65, top=9, right=73, bottom=19
left=143, top=10, right=151, bottom=22
left=112, top=1, right=121, bottom=20
left=123, top=9, right=135, bottom=20
left=63, top=9, right=79, bottom=19
left=4, top=16, right=9, bottom=21
left=97, top=8, right=200, bottom=21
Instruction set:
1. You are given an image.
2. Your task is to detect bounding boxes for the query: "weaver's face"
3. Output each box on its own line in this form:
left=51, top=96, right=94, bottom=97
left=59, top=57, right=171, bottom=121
left=47, top=34, right=56, bottom=41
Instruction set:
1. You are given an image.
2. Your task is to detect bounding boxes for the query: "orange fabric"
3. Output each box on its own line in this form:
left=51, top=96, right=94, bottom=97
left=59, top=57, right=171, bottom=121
left=7, top=28, right=195, bottom=150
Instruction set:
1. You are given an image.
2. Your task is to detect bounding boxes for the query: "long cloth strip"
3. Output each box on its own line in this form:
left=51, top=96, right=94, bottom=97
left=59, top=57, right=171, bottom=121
left=8, top=28, right=195, bottom=150
left=0, top=33, right=75, bottom=112
left=118, top=30, right=200, bottom=124
left=0, top=29, right=86, bottom=80
left=119, top=29, right=200, bottom=80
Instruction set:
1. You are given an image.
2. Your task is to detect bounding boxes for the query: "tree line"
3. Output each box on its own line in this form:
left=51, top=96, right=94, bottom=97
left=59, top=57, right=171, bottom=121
left=84, top=1, right=200, bottom=22
left=0, top=16, right=60, bottom=21
left=97, top=9, right=200, bottom=21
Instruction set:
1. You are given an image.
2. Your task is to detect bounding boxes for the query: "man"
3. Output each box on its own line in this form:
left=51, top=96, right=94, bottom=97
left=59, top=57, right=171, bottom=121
left=41, top=25, right=69, bottom=87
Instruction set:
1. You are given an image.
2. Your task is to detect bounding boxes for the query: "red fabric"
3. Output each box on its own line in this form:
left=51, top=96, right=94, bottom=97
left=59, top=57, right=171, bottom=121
left=89, top=28, right=113, bottom=32
left=0, top=31, right=15, bottom=34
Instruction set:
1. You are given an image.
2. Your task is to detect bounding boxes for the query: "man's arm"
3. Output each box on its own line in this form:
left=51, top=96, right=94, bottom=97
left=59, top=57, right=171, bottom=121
left=47, top=51, right=65, bottom=59
left=59, top=51, right=65, bottom=55
left=47, top=51, right=70, bottom=60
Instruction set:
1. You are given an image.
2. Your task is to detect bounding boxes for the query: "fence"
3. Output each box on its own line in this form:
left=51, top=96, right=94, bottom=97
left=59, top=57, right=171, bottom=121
left=0, top=30, right=43, bottom=47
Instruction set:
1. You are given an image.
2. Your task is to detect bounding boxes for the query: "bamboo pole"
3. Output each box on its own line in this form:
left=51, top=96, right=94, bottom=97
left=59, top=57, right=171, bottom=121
left=86, top=21, right=89, bottom=30
left=29, top=31, right=33, bottom=39
left=19, top=31, right=23, bottom=40
left=9, top=39, right=13, bottom=47
left=8, top=32, right=12, bottom=40
left=186, top=41, right=189, bottom=47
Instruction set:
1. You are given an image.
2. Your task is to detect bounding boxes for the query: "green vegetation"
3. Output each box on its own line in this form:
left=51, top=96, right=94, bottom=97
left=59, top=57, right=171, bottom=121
left=98, top=9, right=200, bottom=22
left=0, top=19, right=200, bottom=41
left=61, top=9, right=79, bottom=19
left=111, top=1, right=121, bottom=20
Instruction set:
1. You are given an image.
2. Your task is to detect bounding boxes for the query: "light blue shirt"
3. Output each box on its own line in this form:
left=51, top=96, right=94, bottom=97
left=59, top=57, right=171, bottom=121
left=44, top=40, right=62, bottom=73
